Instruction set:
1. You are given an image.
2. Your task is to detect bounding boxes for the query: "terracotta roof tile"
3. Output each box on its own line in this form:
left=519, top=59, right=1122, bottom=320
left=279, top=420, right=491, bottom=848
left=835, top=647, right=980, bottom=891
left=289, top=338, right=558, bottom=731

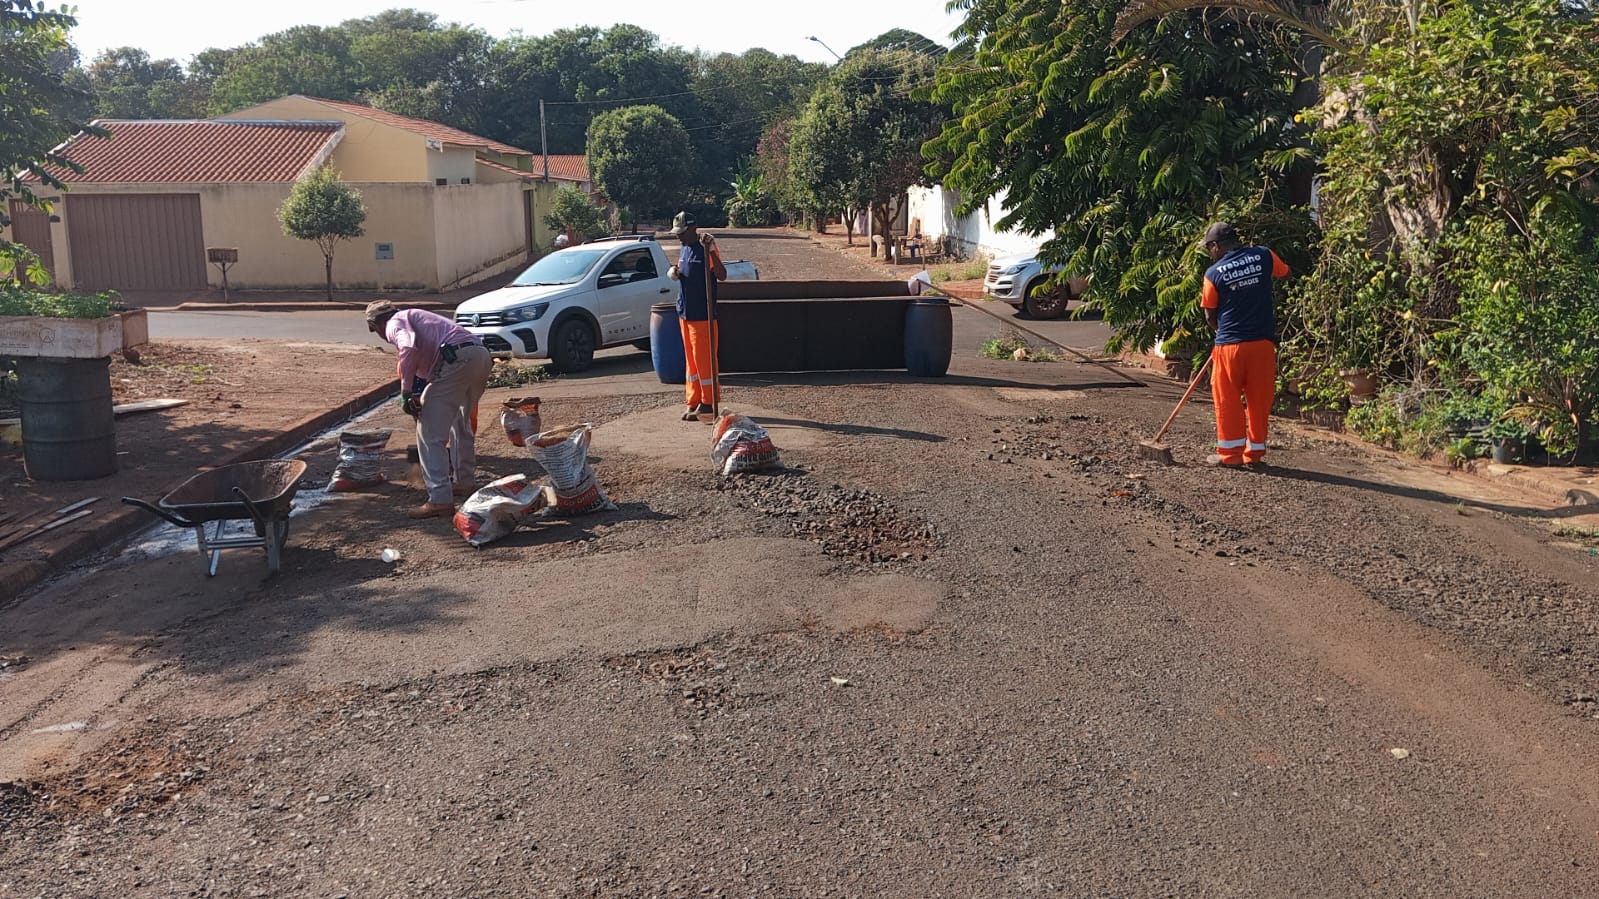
left=476, top=155, right=589, bottom=183
left=537, top=155, right=589, bottom=182
left=48, top=121, right=343, bottom=184
left=302, top=96, right=532, bottom=156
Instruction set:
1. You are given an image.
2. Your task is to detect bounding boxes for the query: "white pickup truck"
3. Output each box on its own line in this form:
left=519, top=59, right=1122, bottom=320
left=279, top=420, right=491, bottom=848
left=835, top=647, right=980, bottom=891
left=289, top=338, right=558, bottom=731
left=453, top=235, right=757, bottom=372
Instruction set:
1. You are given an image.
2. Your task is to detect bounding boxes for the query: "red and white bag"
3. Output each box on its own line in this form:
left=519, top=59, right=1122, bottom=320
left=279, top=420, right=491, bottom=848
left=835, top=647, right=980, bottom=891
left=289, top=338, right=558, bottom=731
left=500, top=396, right=542, bottom=447
left=529, top=424, right=616, bottom=515
left=710, top=414, right=782, bottom=475
left=452, top=473, right=550, bottom=547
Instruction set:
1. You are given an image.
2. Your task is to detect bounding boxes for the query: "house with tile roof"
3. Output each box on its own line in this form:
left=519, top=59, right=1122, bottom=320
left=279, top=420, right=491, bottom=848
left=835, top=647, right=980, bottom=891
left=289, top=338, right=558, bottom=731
left=5, top=96, right=587, bottom=294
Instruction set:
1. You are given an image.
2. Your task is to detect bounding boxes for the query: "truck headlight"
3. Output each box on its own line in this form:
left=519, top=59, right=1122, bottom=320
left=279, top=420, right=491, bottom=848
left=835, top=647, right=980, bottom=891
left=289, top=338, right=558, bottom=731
left=999, top=264, right=1028, bottom=276
left=504, top=302, right=549, bottom=323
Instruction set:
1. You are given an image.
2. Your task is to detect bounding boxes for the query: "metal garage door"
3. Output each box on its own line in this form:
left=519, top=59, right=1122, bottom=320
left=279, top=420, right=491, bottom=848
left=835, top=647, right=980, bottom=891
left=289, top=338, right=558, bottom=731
left=6, top=200, right=56, bottom=285
left=67, top=193, right=206, bottom=290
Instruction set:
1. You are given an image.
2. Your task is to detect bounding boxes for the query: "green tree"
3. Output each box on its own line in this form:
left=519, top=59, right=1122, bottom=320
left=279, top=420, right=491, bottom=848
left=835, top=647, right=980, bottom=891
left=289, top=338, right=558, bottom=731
left=85, top=47, right=206, bottom=118
left=344, top=12, right=494, bottom=133
left=2, top=1, right=96, bottom=285
left=542, top=186, right=609, bottom=243
left=927, top=0, right=1311, bottom=350
left=689, top=49, right=826, bottom=197
left=277, top=167, right=367, bottom=300
left=586, top=104, right=692, bottom=226
left=209, top=25, right=358, bottom=113
left=789, top=49, right=944, bottom=249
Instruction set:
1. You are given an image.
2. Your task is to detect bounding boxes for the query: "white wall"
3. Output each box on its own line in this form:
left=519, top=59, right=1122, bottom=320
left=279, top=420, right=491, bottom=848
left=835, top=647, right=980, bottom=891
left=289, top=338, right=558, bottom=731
left=432, top=182, right=527, bottom=289
left=906, top=185, right=1053, bottom=260
left=426, top=146, right=479, bottom=186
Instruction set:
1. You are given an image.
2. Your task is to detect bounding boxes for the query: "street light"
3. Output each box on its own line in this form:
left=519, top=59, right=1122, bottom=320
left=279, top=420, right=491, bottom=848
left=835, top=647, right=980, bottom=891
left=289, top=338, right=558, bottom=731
left=806, top=35, right=843, bottom=61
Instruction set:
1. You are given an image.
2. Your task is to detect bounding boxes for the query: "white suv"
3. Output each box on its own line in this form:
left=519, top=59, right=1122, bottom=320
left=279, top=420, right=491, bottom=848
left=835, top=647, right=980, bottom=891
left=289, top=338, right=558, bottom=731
left=454, top=236, right=755, bottom=372
left=984, top=251, right=1087, bottom=320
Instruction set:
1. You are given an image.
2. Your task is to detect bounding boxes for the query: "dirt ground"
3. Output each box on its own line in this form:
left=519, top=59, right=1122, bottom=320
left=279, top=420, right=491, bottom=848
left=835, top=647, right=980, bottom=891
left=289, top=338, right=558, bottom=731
left=4, top=231, right=1599, bottom=896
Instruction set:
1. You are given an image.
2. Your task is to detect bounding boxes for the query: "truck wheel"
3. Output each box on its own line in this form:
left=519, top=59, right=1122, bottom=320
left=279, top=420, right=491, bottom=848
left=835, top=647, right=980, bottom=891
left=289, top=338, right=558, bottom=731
left=1023, top=279, right=1067, bottom=320
left=548, top=318, right=596, bottom=373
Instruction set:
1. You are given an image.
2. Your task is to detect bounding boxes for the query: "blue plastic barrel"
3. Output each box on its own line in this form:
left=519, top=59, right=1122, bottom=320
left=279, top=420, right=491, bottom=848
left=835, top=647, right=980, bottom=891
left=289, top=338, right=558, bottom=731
left=903, top=299, right=952, bottom=377
left=650, top=303, right=685, bottom=384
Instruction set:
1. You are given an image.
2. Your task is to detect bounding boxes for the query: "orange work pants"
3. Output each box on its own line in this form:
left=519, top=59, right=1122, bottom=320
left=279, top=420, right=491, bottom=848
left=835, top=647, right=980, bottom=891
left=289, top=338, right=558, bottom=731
left=1211, top=339, right=1276, bottom=464
left=680, top=318, right=720, bottom=408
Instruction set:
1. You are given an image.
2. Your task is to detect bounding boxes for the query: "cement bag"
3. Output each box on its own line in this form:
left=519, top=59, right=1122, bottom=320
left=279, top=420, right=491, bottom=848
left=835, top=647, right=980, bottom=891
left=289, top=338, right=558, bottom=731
left=711, top=414, right=782, bottom=475
left=452, top=473, right=550, bottom=547
left=500, top=396, right=542, bottom=447
left=328, top=428, right=392, bottom=492
left=529, top=423, right=615, bottom=515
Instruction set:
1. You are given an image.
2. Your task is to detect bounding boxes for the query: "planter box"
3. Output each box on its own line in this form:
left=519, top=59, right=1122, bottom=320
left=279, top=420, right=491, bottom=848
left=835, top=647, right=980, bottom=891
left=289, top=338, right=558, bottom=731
left=0, top=309, right=148, bottom=359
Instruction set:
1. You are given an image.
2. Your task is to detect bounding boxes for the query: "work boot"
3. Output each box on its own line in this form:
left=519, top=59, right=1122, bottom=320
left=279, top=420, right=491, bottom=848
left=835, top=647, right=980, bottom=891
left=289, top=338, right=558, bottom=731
left=407, top=501, right=455, bottom=519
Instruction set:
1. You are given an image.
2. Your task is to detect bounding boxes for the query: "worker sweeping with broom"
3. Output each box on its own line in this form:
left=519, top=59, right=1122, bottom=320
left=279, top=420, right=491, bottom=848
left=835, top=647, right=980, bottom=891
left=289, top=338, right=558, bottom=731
left=1199, top=221, right=1290, bottom=467
left=666, top=211, right=727, bottom=422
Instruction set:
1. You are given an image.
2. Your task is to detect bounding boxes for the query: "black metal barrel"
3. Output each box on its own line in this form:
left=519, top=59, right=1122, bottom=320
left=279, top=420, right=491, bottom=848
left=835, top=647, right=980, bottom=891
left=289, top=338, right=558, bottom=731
left=15, top=356, right=117, bottom=481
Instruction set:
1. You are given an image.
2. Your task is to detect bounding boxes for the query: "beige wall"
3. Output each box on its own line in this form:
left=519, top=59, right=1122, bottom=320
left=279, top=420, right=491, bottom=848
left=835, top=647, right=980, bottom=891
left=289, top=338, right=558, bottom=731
left=219, top=97, right=429, bottom=182
left=432, top=182, right=526, bottom=289
left=428, top=146, right=478, bottom=185
left=198, top=182, right=440, bottom=290
left=43, top=178, right=561, bottom=292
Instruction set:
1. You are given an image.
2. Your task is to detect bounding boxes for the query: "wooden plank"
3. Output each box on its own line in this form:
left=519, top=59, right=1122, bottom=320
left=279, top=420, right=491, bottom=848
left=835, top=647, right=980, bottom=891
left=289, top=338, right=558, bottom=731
left=0, top=497, right=100, bottom=550
left=0, top=508, right=94, bottom=553
left=0, top=397, right=188, bottom=428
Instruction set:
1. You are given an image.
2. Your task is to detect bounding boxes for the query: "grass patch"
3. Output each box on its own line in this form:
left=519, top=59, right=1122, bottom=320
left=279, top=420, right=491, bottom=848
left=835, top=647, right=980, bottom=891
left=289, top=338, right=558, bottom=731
left=0, top=285, right=119, bottom=319
left=1553, top=525, right=1599, bottom=549
left=487, top=359, right=553, bottom=388
left=930, top=255, right=990, bottom=283
left=980, top=329, right=1059, bottom=363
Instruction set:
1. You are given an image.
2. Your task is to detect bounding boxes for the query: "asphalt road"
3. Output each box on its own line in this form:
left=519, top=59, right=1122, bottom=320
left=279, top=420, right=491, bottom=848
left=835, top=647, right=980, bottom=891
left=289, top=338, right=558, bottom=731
left=6, top=228, right=1597, bottom=895
left=150, top=309, right=389, bottom=344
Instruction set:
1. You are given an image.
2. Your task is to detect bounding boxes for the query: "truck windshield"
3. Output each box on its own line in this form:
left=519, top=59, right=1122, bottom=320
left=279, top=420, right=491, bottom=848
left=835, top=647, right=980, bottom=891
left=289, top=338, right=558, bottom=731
left=511, top=249, right=606, bottom=286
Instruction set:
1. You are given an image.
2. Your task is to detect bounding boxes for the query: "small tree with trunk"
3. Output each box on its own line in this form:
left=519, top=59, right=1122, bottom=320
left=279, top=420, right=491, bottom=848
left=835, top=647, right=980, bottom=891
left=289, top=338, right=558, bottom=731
left=278, top=166, right=366, bottom=300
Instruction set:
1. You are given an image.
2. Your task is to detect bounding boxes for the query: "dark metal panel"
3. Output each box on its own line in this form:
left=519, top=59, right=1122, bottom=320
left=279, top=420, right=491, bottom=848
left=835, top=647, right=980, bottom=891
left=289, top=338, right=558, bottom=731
left=7, top=200, right=56, bottom=284
left=67, top=193, right=206, bottom=290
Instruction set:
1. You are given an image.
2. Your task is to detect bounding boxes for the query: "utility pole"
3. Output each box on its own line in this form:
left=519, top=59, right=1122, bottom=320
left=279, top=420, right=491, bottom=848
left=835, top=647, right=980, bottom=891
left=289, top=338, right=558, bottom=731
left=539, top=98, right=549, bottom=182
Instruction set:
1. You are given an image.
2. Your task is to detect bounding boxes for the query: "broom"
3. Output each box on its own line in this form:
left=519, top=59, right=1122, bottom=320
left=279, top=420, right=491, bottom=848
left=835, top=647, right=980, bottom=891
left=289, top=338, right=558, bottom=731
left=1135, top=355, right=1214, bottom=464
left=696, top=236, right=722, bottom=424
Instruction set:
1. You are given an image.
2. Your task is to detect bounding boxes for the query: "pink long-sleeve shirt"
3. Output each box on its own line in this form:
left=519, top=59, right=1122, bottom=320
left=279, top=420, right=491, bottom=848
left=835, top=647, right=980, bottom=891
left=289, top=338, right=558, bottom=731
left=382, top=308, right=478, bottom=394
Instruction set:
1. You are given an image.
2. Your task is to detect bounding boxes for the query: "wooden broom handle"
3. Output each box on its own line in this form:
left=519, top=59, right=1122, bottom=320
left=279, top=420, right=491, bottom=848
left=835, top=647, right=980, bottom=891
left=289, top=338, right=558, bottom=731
left=1151, top=354, right=1214, bottom=444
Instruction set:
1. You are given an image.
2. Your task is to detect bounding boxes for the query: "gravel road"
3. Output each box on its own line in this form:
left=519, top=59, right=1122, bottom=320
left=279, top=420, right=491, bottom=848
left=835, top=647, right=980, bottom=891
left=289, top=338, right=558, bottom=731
left=3, top=230, right=1598, bottom=897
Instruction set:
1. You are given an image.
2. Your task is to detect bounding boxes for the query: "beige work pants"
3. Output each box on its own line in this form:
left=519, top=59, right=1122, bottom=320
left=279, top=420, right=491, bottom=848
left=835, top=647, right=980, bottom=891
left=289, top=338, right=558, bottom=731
left=417, top=344, right=492, bottom=504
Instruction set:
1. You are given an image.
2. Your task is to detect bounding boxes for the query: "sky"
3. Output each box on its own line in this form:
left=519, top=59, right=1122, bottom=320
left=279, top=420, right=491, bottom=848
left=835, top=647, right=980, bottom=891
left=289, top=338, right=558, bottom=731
left=63, top=0, right=968, bottom=65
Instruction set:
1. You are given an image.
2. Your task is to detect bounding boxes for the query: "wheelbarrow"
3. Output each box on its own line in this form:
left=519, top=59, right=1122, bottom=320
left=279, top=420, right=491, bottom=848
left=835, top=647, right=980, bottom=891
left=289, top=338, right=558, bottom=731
left=122, top=459, right=308, bottom=576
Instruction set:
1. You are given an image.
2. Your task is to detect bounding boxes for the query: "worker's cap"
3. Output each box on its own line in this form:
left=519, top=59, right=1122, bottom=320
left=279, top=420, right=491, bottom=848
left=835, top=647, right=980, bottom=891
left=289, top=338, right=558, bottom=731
left=363, top=299, right=397, bottom=326
left=1202, top=221, right=1239, bottom=247
left=667, top=211, right=697, bottom=236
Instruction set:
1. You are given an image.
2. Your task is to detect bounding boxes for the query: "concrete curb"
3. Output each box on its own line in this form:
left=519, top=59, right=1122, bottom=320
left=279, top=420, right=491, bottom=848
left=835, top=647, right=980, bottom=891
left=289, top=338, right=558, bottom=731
left=1282, top=416, right=1599, bottom=509
left=166, top=300, right=455, bottom=313
left=1466, top=462, right=1599, bottom=507
left=0, top=377, right=401, bottom=607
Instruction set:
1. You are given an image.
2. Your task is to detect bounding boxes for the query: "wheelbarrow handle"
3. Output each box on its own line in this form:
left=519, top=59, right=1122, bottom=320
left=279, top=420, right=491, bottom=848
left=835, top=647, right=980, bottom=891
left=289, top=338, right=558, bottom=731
left=230, top=485, right=272, bottom=534
left=121, top=496, right=195, bottom=529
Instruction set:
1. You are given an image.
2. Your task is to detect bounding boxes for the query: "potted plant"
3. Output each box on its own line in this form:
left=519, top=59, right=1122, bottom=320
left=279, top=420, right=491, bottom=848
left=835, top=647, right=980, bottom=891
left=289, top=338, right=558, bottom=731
left=1485, top=418, right=1530, bottom=464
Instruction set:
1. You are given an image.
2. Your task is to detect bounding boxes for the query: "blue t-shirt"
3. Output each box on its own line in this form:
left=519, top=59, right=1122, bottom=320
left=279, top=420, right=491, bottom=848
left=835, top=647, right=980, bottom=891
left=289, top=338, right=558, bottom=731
left=676, top=242, right=717, bottom=321
left=1202, top=245, right=1289, bottom=345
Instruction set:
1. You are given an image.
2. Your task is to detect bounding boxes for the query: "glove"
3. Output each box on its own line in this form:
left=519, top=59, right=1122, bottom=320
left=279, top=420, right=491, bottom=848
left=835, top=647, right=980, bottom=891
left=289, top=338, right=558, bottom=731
left=700, top=233, right=717, bottom=252
left=401, top=394, right=422, bottom=417
left=667, top=264, right=680, bottom=281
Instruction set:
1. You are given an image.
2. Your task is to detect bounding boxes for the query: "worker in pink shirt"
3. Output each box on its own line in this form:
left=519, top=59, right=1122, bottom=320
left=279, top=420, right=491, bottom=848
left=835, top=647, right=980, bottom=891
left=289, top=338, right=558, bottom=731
left=365, top=301, right=493, bottom=518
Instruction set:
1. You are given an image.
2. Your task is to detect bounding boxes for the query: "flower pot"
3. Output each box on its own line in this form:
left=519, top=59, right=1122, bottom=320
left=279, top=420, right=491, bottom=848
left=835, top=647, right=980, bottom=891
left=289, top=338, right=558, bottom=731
left=1490, top=437, right=1522, bottom=465
left=1339, top=368, right=1379, bottom=400
left=0, top=308, right=148, bottom=359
